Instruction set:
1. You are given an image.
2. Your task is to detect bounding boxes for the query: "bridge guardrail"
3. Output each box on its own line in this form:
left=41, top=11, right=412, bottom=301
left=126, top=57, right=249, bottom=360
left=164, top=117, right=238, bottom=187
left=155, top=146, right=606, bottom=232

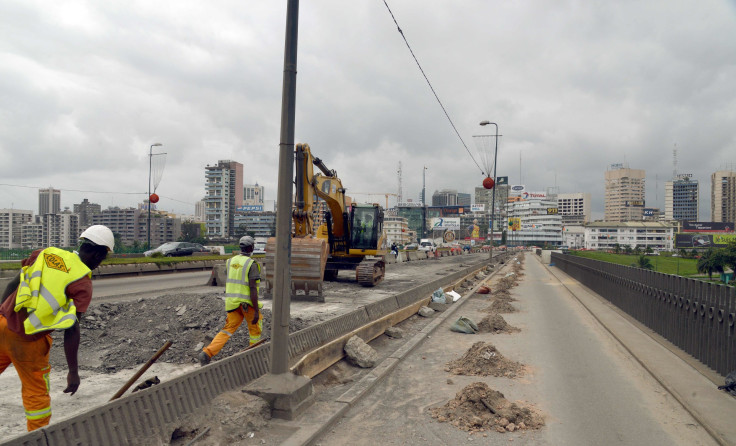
left=552, top=252, right=735, bottom=377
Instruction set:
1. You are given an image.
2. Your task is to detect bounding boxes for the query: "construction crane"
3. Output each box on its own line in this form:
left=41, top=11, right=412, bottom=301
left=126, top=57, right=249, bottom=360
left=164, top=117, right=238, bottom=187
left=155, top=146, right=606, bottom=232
left=350, top=192, right=398, bottom=209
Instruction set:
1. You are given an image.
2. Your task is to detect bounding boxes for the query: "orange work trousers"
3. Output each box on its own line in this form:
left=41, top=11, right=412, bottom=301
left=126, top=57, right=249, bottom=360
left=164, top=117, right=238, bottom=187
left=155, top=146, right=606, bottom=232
left=0, top=315, right=53, bottom=431
left=202, top=304, right=262, bottom=359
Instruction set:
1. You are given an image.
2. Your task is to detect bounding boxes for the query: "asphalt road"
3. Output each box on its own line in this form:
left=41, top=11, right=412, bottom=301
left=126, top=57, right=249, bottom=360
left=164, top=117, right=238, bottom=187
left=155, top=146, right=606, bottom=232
left=314, top=255, right=717, bottom=446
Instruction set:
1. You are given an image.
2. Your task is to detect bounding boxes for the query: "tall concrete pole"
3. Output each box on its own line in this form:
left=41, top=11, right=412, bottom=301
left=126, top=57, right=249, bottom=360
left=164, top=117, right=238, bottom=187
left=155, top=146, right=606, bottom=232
left=480, top=121, right=498, bottom=264
left=271, top=0, right=299, bottom=375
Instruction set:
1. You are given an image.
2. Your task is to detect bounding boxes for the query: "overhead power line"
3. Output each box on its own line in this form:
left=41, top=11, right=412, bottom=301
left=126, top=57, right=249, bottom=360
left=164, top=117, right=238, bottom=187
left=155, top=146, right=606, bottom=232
left=381, top=0, right=484, bottom=175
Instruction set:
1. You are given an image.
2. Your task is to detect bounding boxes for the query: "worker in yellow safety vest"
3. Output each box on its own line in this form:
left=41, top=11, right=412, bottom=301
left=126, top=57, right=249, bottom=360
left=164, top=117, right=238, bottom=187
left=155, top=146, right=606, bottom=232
left=0, top=225, right=114, bottom=431
left=199, top=236, right=262, bottom=365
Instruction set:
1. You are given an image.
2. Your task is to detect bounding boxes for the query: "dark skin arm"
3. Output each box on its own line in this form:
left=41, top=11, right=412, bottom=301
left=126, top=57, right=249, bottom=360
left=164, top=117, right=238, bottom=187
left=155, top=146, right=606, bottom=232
left=249, top=279, right=259, bottom=324
left=62, top=319, right=82, bottom=395
left=1, top=273, right=21, bottom=304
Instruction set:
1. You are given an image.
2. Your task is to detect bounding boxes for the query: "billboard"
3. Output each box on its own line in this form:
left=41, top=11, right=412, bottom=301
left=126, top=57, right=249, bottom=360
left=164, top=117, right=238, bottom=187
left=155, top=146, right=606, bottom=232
left=236, top=205, right=263, bottom=212
left=430, top=217, right=460, bottom=230
left=675, top=233, right=736, bottom=248
left=643, top=208, right=656, bottom=217
left=510, top=185, right=525, bottom=194
left=508, top=218, right=521, bottom=231
left=681, top=221, right=734, bottom=233
left=521, top=191, right=547, bottom=200
left=624, top=200, right=645, bottom=207
left=546, top=207, right=558, bottom=215
left=471, top=204, right=485, bottom=212
left=496, top=176, right=509, bottom=185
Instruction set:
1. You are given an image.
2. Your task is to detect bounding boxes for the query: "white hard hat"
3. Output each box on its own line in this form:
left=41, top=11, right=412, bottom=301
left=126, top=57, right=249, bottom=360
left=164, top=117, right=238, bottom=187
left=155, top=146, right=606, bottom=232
left=80, top=225, right=115, bottom=252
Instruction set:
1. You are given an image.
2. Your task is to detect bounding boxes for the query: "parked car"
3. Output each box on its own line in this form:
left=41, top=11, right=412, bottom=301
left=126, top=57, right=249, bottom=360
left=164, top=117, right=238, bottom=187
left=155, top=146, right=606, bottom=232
left=144, top=242, right=205, bottom=257
left=253, top=240, right=267, bottom=255
left=418, top=239, right=436, bottom=253
left=403, top=243, right=419, bottom=251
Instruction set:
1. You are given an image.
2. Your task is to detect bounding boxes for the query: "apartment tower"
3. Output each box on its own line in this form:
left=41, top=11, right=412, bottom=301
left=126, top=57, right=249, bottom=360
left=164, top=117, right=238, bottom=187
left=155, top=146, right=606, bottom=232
left=711, top=170, right=736, bottom=223
left=665, top=176, right=699, bottom=222
left=604, top=166, right=645, bottom=222
left=205, top=160, right=243, bottom=238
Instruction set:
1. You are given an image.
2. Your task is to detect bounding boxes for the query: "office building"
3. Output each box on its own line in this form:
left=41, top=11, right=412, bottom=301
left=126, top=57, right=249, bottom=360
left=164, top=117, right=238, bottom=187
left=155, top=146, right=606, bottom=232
left=73, top=199, right=102, bottom=227
left=711, top=170, right=736, bottom=223
left=604, top=165, right=646, bottom=222
left=0, top=209, right=33, bottom=249
left=457, top=192, right=471, bottom=207
left=42, top=213, right=79, bottom=248
left=233, top=212, right=277, bottom=238
left=584, top=222, right=674, bottom=251
left=244, top=183, right=265, bottom=206
left=665, top=177, right=698, bottom=222
left=39, top=187, right=61, bottom=216
left=432, top=189, right=458, bottom=206
left=205, top=160, right=243, bottom=238
left=558, top=193, right=591, bottom=224
left=506, top=197, right=563, bottom=247
left=384, top=215, right=411, bottom=246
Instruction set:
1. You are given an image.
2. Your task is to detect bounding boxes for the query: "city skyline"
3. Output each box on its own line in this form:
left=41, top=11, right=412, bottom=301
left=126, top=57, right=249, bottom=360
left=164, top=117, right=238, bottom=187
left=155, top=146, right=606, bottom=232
left=1, top=2, right=735, bottom=220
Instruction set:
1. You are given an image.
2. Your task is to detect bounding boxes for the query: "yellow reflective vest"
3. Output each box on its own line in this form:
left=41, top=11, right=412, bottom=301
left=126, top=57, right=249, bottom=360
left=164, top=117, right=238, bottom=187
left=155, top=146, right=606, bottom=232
left=14, top=247, right=91, bottom=335
left=224, top=255, right=262, bottom=312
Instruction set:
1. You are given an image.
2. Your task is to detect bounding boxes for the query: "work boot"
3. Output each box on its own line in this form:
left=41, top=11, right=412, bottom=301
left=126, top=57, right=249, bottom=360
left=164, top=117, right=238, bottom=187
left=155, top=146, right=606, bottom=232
left=198, top=351, right=211, bottom=366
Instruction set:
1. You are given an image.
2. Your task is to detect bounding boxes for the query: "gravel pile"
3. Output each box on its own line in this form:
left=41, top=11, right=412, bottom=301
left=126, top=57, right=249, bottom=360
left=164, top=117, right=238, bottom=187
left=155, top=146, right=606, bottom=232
left=445, top=342, right=524, bottom=378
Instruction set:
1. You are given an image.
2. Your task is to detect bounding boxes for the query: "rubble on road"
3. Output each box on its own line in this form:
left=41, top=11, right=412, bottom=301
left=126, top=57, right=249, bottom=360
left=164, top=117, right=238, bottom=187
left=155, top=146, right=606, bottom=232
left=418, top=306, right=435, bottom=317
left=344, top=336, right=379, bottom=368
left=429, top=382, right=544, bottom=433
left=445, top=342, right=523, bottom=378
left=477, top=313, right=520, bottom=334
left=49, top=292, right=313, bottom=373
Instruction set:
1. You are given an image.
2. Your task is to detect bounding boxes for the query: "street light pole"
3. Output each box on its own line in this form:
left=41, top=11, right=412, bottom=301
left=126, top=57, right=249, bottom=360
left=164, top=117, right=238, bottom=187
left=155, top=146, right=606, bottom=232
left=148, top=143, right=162, bottom=250
left=480, top=121, right=499, bottom=264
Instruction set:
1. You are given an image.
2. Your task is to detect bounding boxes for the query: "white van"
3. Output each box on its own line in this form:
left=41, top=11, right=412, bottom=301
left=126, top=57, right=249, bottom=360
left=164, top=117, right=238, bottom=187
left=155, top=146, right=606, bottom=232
left=418, top=239, right=436, bottom=253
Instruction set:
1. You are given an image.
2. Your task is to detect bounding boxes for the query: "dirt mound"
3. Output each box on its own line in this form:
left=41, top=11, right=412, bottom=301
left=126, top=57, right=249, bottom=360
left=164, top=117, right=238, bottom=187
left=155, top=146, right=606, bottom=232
left=477, top=313, right=519, bottom=334
left=429, top=382, right=544, bottom=433
left=49, top=292, right=313, bottom=373
left=492, top=288, right=516, bottom=302
left=445, top=342, right=523, bottom=378
left=482, top=299, right=517, bottom=314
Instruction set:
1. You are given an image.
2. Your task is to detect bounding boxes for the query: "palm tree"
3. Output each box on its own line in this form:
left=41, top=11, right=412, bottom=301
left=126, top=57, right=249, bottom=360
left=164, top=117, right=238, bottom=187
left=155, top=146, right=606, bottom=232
left=636, top=255, right=654, bottom=270
left=697, top=248, right=726, bottom=280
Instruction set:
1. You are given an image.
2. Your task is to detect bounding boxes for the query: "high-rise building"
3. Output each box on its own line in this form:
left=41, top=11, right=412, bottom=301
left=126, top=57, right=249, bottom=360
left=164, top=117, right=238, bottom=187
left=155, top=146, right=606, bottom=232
left=711, top=170, right=736, bottom=223
left=205, top=160, right=243, bottom=238
left=604, top=166, right=645, bottom=222
left=243, top=183, right=265, bottom=206
left=39, top=187, right=61, bottom=216
left=42, top=213, right=79, bottom=248
left=194, top=200, right=206, bottom=223
left=558, top=193, right=591, bottom=224
left=22, top=222, right=43, bottom=249
left=73, top=198, right=102, bottom=227
left=457, top=193, right=471, bottom=207
left=664, top=176, right=698, bottom=222
left=432, top=189, right=458, bottom=206
left=0, top=209, right=33, bottom=249
left=92, top=207, right=141, bottom=246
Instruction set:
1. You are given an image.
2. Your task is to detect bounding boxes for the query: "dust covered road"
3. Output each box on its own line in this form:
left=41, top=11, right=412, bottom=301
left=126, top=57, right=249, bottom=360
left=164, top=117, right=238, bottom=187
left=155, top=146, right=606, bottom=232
left=0, top=252, right=488, bottom=438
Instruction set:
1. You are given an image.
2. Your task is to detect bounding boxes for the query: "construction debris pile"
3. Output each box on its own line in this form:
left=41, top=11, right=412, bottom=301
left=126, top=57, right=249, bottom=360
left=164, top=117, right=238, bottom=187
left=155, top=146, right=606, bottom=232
left=430, top=382, right=544, bottom=433
left=477, top=313, right=519, bottom=334
left=48, top=292, right=313, bottom=373
left=445, top=341, right=524, bottom=378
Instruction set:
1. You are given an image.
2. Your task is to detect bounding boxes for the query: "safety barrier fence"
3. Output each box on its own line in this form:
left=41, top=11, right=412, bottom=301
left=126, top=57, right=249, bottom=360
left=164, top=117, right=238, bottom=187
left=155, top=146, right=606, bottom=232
left=4, top=255, right=507, bottom=446
left=551, top=253, right=735, bottom=377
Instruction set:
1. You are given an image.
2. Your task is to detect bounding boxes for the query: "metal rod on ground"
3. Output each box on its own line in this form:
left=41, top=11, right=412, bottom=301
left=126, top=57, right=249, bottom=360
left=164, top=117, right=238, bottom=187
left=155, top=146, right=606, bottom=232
left=184, top=427, right=211, bottom=446
left=110, top=340, right=173, bottom=401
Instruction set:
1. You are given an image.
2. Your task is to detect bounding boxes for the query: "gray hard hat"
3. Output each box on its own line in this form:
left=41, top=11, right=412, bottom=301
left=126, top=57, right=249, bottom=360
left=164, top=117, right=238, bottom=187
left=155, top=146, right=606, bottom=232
left=239, top=236, right=255, bottom=247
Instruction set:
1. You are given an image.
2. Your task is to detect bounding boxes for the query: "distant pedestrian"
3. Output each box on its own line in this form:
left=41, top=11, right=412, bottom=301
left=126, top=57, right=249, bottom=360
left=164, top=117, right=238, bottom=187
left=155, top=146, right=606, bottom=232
left=390, top=242, right=398, bottom=256
left=0, top=225, right=114, bottom=431
left=199, top=236, right=262, bottom=365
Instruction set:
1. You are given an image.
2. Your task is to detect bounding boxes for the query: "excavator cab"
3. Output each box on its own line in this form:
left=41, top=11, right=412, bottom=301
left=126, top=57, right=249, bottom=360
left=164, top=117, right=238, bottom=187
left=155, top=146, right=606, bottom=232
left=350, top=204, right=383, bottom=251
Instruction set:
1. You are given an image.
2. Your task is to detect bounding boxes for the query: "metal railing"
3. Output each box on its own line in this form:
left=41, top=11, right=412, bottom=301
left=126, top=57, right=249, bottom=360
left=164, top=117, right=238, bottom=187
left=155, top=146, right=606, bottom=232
left=552, top=253, right=735, bottom=376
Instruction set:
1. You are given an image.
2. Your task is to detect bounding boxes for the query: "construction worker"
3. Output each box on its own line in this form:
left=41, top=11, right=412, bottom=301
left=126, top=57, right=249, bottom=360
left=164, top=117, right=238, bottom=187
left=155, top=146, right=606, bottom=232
left=199, top=235, right=262, bottom=365
left=0, top=225, right=114, bottom=431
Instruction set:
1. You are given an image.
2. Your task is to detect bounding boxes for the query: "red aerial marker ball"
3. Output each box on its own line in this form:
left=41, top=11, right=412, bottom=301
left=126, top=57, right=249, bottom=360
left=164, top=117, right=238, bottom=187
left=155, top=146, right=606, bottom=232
left=149, top=193, right=160, bottom=204
left=482, top=176, right=495, bottom=190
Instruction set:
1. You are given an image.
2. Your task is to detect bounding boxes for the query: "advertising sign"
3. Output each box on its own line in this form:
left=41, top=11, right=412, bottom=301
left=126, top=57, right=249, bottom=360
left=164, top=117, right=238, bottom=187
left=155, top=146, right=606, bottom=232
left=681, top=221, right=734, bottom=233
left=546, top=207, right=558, bottom=215
left=398, top=202, right=424, bottom=207
left=675, top=233, right=736, bottom=248
left=510, top=185, right=525, bottom=194
left=431, top=217, right=460, bottom=230
left=521, top=191, right=547, bottom=200
left=471, top=204, right=485, bottom=212
left=496, top=176, right=509, bottom=185
left=236, top=205, right=263, bottom=212
left=624, top=200, right=645, bottom=207
left=643, top=208, right=656, bottom=217
left=508, top=218, right=521, bottom=231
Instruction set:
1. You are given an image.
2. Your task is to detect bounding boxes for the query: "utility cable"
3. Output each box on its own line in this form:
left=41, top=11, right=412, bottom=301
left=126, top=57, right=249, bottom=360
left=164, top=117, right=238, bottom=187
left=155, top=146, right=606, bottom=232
left=381, top=0, right=485, bottom=176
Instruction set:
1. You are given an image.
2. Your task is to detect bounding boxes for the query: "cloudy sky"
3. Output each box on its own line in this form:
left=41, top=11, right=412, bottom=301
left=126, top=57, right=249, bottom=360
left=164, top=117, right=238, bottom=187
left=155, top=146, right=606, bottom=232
left=1, top=0, right=735, bottom=220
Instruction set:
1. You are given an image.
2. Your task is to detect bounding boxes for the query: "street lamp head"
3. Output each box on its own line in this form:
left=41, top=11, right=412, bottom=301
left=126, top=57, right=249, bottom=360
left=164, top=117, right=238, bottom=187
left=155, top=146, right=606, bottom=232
left=151, top=143, right=162, bottom=147
left=479, top=121, right=491, bottom=126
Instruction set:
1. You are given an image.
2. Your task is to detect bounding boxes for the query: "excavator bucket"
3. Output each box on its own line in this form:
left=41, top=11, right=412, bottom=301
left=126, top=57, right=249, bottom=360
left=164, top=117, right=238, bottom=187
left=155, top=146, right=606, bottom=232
left=263, top=237, right=329, bottom=302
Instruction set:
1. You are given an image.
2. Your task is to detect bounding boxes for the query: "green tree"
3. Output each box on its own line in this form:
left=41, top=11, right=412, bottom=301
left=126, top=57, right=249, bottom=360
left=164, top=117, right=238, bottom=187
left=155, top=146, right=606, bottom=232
left=724, top=240, right=736, bottom=275
left=644, top=246, right=653, bottom=254
left=679, top=248, right=688, bottom=258
left=613, top=243, right=621, bottom=254
left=624, top=245, right=633, bottom=255
left=113, top=232, right=124, bottom=253
left=697, top=248, right=726, bottom=280
left=636, top=255, right=654, bottom=270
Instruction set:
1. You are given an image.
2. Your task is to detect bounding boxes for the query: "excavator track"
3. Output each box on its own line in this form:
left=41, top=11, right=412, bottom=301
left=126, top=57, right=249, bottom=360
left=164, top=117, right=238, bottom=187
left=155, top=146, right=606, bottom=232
left=356, top=258, right=385, bottom=287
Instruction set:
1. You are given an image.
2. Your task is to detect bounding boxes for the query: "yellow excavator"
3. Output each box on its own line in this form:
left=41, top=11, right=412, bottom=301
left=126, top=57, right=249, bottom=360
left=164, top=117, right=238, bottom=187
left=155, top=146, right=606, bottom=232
left=264, top=143, right=387, bottom=301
